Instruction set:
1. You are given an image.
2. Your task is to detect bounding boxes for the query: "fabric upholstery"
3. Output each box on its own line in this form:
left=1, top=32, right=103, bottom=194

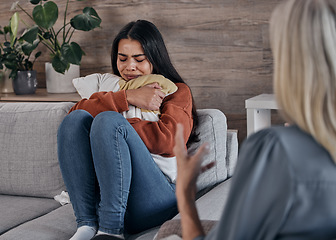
left=0, top=195, right=60, bottom=235
left=226, top=130, right=238, bottom=177
left=0, top=203, right=76, bottom=240
left=193, top=178, right=232, bottom=220
left=0, top=102, right=73, bottom=198
left=155, top=219, right=217, bottom=239
left=153, top=179, right=232, bottom=240
left=190, top=109, right=228, bottom=191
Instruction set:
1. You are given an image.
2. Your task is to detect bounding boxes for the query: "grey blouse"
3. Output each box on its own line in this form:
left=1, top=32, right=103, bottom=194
left=201, top=125, right=336, bottom=240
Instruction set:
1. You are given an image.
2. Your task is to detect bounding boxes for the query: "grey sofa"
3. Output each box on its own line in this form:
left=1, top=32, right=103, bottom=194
left=0, top=102, right=238, bottom=240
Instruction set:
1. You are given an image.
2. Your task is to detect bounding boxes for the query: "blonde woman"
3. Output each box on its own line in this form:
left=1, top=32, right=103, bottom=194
left=174, top=0, right=336, bottom=239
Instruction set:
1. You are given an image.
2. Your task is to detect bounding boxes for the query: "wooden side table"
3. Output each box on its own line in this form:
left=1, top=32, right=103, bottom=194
left=0, top=88, right=81, bottom=102
left=245, top=94, right=278, bottom=136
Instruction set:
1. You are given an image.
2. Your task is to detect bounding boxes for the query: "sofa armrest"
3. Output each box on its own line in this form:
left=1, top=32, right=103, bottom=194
left=226, top=129, right=238, bottom=177
left=0, top=102, right=75, bottom=198
left=188, top=109, right=236, bottom=192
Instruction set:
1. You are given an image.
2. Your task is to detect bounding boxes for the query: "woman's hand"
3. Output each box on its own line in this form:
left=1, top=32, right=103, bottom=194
left=126, top=82, right=166, bottom=111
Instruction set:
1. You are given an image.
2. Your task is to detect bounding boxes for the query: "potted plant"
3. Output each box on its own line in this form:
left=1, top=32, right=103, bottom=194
left=12, top=0, right=102, bottom=93
left=0, top=13, right=41, bottom=95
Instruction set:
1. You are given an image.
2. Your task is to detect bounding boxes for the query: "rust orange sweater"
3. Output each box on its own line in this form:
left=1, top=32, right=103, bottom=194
left=69, top=83, right=193, bottom=157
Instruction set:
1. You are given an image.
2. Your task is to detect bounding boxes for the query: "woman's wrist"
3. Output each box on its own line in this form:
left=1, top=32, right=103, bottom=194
left=176, top=188, right=196, bottom=211
left=177, top=194, right=205, bottom=240
left=125, top=89, right=135, bottom=106
left=176, top=182, right=197, bottom=200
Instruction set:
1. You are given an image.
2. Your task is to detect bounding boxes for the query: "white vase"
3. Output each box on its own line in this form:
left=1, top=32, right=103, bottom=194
left=0, top=69, right=14, bottom=93
left=45, top=62, right=79, bottom=93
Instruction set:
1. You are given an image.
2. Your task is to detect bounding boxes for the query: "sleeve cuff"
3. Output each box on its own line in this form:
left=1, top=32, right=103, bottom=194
left=114, top=90, right=129, bottom=112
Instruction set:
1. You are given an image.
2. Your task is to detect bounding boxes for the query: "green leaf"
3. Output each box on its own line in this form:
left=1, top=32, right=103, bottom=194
left=5, top=52, right=18, bottom=61
left=5, top=61, right=17, bottom=70
left=24, top=59, right=33, bottom=70
left=30, top=0, right=41, bottom=4
left=21, top=40, right=39, bottom=55
left=70, top=7, right=101, bottom=31
left=10, top=12, right=19, bottom=47
left=42, top=31, right=52, bottom=40
left=9, top=70, right=17, bottom=80
left=33, top=1, right=58, bottom=29
left=52, top=54, right=69, bottom=74
left=61, top=42, right=82, bottom=65
left=4, top=26, right=11, bottom=34
left=35, top=51, right=42, bottom=58
left=21, top=25, right=39, bottom=44
left=4, top=41, right=11, bottom=48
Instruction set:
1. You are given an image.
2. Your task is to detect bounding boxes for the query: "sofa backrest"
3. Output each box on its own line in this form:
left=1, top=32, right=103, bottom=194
left=0, top=102, right=74, bottom=198
left=0, top=103, right=231, bottom=199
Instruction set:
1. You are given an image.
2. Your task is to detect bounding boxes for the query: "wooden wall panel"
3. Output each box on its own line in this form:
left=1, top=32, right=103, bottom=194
left=0, top=0, right=285, bottom=143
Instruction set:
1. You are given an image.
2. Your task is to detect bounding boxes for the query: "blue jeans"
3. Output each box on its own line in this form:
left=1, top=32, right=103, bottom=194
left=57, top=110, right=177, bottom=234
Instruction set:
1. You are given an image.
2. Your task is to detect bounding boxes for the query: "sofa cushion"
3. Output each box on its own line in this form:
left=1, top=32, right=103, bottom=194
left=173, top=178, right=232, bottom=221
left=0, top=102, right=74, bottom=198
left=0, top=195, right=61, bottom=235
left=0, top=203, right=76, bottom=240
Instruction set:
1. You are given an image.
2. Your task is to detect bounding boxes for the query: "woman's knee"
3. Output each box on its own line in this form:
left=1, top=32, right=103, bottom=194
left=58, top=110, right=93, bottom=135
left=95, top=111, right=124, bottom=121
left=90, top=111, right=129, bottom=140
left=92, top=111, right=126, bottom=129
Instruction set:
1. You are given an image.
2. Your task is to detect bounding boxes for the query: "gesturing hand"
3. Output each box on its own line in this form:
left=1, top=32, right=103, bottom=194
left=126, top=82, right=166, bottom=111
left=174, top=124, right=214, bottom=200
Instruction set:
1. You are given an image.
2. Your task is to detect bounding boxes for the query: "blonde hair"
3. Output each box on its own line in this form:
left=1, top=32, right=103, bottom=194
left=270, top=0, right=336, bottom=161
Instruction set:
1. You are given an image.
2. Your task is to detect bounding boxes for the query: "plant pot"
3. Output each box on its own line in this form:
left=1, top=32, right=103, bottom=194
left=45, top=63, right=79, bottom=93
left=0, top=69, right=14, bottom=93
left=12, top=70, right=37, bottom=95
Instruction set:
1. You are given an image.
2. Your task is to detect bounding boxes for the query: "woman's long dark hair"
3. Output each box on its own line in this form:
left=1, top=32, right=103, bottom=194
left=111, top=20, right=198, bottom=146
